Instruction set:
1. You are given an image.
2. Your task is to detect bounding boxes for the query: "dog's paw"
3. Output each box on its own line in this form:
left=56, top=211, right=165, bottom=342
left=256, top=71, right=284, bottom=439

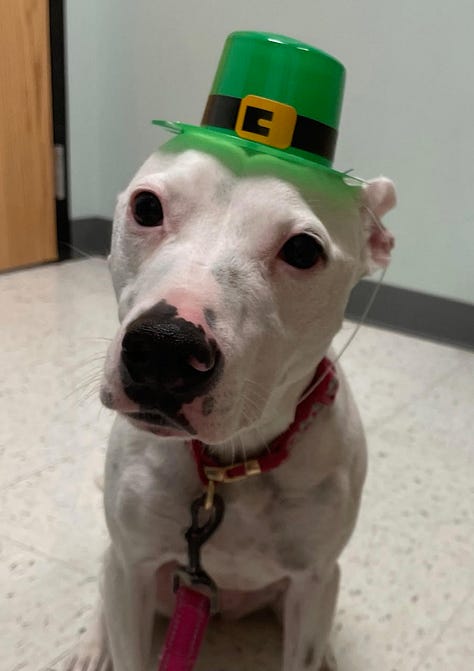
left=319, top=646, right=338, bottom=671
left=62, top=639, right=111, bottom=671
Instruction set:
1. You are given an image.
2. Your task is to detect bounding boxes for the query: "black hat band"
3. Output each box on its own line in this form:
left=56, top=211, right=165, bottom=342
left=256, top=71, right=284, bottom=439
left=202, top=94, right=337, bottom=163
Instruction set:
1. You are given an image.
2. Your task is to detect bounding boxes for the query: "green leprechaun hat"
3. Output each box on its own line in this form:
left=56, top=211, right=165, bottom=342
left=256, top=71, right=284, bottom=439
left=153, top=31, right=352, bottom=177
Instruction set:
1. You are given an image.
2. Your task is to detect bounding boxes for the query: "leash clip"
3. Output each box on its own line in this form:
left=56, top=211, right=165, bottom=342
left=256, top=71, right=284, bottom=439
left=173, top=492, right=224, bottom=614
left=204, top=458, right=261, bottom=484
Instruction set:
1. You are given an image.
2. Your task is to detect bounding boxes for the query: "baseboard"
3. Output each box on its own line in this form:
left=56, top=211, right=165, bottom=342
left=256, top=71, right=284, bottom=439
left=64, top=217, right=112, bottom=258
left=346, top=281, right=473, bottom=351
left=68, top=217, right=474, bottom=350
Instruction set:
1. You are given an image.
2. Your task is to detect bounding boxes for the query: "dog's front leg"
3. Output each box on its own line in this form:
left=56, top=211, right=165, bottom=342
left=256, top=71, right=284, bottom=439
left=103, top=547, right=156, bottom=671
left=282, top=564, right=340, bottom=671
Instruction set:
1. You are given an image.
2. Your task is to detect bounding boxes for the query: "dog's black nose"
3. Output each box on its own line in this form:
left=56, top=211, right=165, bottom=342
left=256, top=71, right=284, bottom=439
left=120, top=302, right=221, bottom=407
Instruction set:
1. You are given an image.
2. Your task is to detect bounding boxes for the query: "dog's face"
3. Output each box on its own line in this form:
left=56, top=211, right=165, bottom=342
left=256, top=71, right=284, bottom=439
left=101, top=143, right=395, bottom=443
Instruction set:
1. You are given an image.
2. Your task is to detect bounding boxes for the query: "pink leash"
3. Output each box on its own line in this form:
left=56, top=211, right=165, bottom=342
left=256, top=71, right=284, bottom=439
left=158, top=493, right=224, bottom=671
left=158, top=586, right=211, bottom=671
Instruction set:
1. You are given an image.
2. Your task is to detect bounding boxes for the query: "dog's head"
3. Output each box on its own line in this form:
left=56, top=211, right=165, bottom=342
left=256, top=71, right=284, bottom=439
left=101, top=138, right=395, bottom=443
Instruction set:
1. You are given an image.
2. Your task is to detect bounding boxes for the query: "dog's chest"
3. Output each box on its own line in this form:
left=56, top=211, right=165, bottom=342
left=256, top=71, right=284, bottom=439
left=202, top=485, right=286, bottom=590
left=106, top=422, right=345, bottom=591
left=152, top=483, right=294, bottom=616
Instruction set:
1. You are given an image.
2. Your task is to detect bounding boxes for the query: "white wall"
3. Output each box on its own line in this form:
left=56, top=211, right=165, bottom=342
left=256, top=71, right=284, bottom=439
left=66, top=0, right=101, bottom=216
left=66, top=0, right=474, bottom=303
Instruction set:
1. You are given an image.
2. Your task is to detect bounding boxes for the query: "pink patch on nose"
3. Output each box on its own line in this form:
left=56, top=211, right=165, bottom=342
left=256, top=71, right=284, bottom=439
left=165, top=290, right=214, bottom=338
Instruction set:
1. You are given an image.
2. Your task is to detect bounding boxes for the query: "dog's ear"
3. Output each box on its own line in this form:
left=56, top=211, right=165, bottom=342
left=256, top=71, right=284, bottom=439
left=360, top=177, right=396, bottom=275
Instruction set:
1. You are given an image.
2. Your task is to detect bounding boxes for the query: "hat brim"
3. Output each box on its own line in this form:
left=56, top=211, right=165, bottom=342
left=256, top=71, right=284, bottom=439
left=152, top=119, right=365, bottom=187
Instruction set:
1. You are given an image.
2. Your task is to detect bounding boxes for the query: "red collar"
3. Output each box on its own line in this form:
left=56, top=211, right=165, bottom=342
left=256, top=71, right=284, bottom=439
left=190, top=357, right=338, bottom=486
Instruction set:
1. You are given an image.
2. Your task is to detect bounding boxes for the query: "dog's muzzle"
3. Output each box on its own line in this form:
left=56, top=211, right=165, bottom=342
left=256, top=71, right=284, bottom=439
left=120, top=303, right=222, bottom=411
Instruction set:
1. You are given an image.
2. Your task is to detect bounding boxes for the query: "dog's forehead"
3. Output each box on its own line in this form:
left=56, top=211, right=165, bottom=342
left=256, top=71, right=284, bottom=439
left=129, top=146, right=363, bottom=252
left=167, top=151, right=233, bottom=201
left=136, top=149, right=333, bottom=222
left=134, top=149, right=299, bottom=203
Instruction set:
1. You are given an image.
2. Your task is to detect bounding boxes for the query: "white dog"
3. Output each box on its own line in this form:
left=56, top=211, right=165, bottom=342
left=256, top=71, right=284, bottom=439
left=67, top=136, right=395, bottom=671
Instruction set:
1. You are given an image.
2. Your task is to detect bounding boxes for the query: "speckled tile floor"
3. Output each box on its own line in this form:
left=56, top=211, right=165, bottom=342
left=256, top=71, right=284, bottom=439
left=1, top=258, right=473, bottom=671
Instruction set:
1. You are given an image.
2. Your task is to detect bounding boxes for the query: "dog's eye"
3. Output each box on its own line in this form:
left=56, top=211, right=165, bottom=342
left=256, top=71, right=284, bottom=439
left=132, top=191, right=164, bottom=227
left=279, top=234, right=326, bottom=269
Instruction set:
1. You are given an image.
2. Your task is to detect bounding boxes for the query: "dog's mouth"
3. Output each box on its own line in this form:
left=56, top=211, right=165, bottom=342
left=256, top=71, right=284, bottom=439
left=123, top=410, right=194, bottom=437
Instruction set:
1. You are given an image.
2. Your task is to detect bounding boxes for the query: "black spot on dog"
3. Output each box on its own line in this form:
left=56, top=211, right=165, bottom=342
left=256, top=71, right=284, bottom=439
left=304, top=645, right=315, bottom=667
left=202, top=396, right=215, bottom=416
left=212, top=264, right=243, bottom=290
left=204, top=307, right=216, bottom=329
left=100, top=389, right=114, bottom=408
left=215, top=178, right=233, bottom=203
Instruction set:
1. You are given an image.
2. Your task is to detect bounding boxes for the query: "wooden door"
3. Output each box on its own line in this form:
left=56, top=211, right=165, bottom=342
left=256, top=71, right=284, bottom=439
left=0, top=0, right=57, bottom=272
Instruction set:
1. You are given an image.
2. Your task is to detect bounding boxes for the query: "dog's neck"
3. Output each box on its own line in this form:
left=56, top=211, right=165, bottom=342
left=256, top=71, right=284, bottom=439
left=208, top=365, right=320, bottom=461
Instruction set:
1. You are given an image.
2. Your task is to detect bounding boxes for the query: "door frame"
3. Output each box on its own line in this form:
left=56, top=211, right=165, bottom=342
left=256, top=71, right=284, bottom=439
left=49, top=0, right=71, bottom=260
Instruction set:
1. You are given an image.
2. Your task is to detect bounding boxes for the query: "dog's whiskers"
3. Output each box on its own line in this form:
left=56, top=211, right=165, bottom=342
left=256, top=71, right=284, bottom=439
left=66, top=374, right=101, bottom=399
left=63, top=349, right=107, bottom=406
left=242, top=389, right=266, bottom=409
left=66, top=369, right=103, bottom=403
left=74, top=382, right=101, bottom=404
left=68, top=351, right=107, bottom=373
left=243, top=377, right=267, bottom=398
left=237, top=432, right=247, bottom=465
left=255, top=426, right=272, bottom=456
left=68, top=360, right=106, bottom=380
left=240, top=392, right=261, bottom=419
